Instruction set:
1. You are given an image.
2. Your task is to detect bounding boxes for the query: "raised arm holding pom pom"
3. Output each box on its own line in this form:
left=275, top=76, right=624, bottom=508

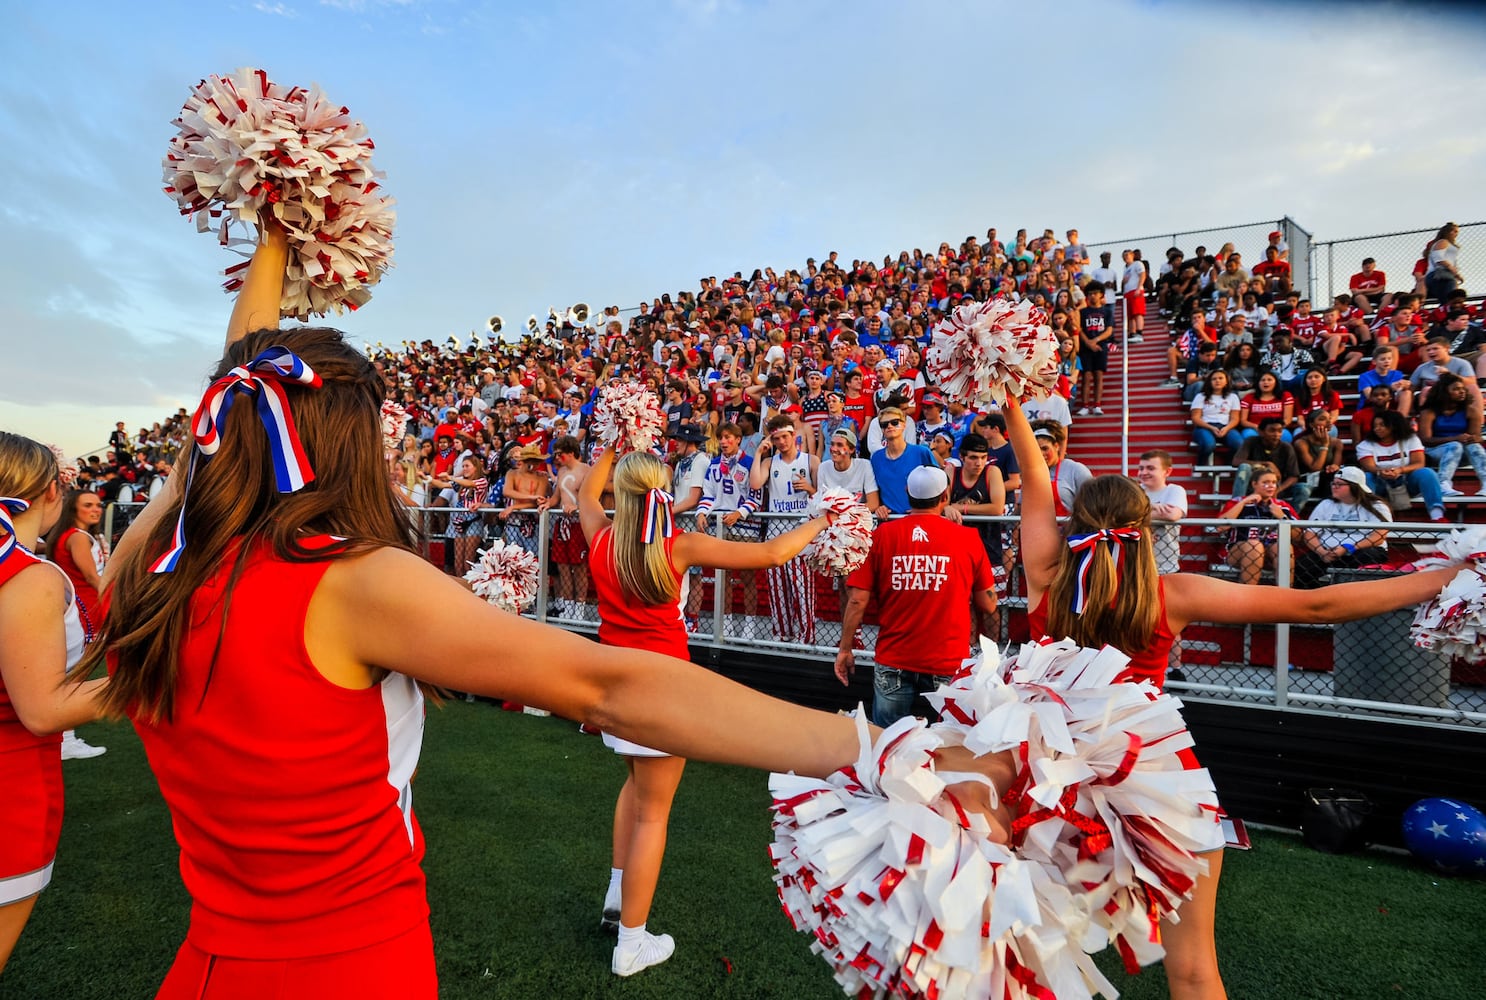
left=1005, top=392, right=1463, bottom=1000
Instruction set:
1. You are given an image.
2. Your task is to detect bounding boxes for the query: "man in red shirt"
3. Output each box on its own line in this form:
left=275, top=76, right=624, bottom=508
left=1348, top=257, right=1389, bottom=311
left=835, top=465, right=997, bottom=726
left=1251, top=246, right=1292, bottom=296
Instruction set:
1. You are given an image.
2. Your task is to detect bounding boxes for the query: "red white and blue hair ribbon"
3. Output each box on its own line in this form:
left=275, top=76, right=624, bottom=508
left=641, top=487, right=675, bottom=545
left=150, top=347, right=321, bottom=573
left=1067, top=527, right=1142, bottom=613
left=0, top=497, right=29, bottom=566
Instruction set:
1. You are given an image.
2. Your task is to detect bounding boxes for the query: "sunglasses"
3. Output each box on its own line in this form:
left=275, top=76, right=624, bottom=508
left=881, top=419, right=903, bottom=428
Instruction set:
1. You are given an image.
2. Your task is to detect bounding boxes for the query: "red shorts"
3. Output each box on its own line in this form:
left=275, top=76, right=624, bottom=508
left=1124, top=290, right=1147, bottom=316
left=550, top=516, right=587, bottom=565
left=157, top=920, right=436, bottom=999
left=0, top=740, right=64, bottom=905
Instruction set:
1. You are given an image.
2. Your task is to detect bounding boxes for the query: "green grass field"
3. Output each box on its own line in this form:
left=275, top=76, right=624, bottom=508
left=4, top=702, right=1483, bottom=999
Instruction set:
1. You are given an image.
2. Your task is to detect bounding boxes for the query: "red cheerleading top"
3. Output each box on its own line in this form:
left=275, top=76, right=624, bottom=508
left=0, top=550, right=65, bottom=754
left=589, top=527, right=690, bottom=661
left=1027, top=578, right=1177, bottom=689
left=126, top=537, right=429, bottom=959
left=52, top=528, right=100, bottom=628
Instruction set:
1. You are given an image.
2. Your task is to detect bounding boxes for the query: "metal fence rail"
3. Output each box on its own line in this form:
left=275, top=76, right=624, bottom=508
left=102, top=503, right=1486, bottom=731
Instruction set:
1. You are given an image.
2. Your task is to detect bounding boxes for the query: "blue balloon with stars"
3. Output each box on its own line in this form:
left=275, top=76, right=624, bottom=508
left=1401, top=798, right=1486, bottom=876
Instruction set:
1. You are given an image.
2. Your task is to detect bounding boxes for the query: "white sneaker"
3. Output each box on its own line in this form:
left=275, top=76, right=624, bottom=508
left=1442, top=486, right=1464, bottom=497
left=1092, top=407, right=1105, bottom=415
left=1129, top=334, right=1144, bottom=343
left=612, top=930, right=675, bottom=977
left=1077, top=407, right=1091, bottom=416
left=61, top=734, right=106, bottom=760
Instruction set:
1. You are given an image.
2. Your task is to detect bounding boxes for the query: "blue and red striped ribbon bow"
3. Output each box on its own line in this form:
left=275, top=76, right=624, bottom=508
left=150, top=347, right=321, bottom=573
left=641, top=487, right=675, bottom=544
left=0, top=497, right=29, bottom=566
left=1067, top=527, right=1142, bottom=613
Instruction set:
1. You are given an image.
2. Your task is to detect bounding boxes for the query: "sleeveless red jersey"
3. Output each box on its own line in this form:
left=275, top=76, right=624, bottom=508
left=128, top=538, right=429, bottom=959
left=589, top=527, right=689, bottom=660
left=52, top=527, right=101, bottom=629
left=0, top=550, right=66, bottom=753
left=1028, top=578, right=1176, bottom=689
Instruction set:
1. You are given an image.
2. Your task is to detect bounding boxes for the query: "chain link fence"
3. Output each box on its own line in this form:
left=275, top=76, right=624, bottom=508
left=100, top=503, right=1485, bottom=731
left=1308, top=221, right=1484, bottom=308
left=1084, top=217, right=1308, bottom=295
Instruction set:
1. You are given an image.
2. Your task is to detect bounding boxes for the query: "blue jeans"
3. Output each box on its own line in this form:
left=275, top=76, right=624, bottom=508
left=1366, top=468, right=1444, bottom=515
left=1426, top=441, right=1486, bottom=491
left=1192, top=426, right=1244, bottom=464
left=872, top=664, right=946, bottom=727
left=1239, top=427, right=1293, bottom=443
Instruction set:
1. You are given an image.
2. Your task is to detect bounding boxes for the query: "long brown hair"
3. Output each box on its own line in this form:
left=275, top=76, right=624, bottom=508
left=87, top=327, right=417, bottom=724
left=1045, top=475, right=1161, bottom=653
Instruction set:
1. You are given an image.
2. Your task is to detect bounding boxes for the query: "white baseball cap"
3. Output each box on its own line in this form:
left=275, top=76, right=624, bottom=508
left=906, top=465, right=949, bottom=501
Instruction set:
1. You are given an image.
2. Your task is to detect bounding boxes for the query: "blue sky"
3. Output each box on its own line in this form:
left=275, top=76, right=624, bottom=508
left=5, top=0, right=1486, bottom=455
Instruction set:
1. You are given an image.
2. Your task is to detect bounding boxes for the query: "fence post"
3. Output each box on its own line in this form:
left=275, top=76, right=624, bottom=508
left=1273, top=520, right=1292, bottom=709
left=711, top=515, right=727, bottom=644
left=1327, top=242, right=1334, bottom=306
left=535, top=509, right=550, bottom=622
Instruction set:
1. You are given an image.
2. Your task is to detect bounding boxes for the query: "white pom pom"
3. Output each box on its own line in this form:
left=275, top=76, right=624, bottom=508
left=47, top=444, right=79, bottom=490
left=769, top=638, right=1222, bottom=998
left=1411, top=528, right=1486, bottom=660
left=590, top=382, right=666, bottom=455
left=799, top=489, right=874, bottom=576
left=925, top=299, right=1060, bottom=409
left=381, top=399, right=407, bottom=451
left=463, top=540, right=541, bottom=614
left=163, top=68, right=395, bottom=319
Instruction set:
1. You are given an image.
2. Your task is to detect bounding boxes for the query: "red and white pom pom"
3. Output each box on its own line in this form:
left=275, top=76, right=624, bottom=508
left=925, top=299, right=1060, bottom=409
left=590, top=382, right=666, bottom=455
left=463, top=540, right=541, bottom=615
left=769, top=638, right=1222, bottom=1000
left=381, top=399, right=407, bottom=451
left=163, top=68, right=395, bottom=319
left=799, top=489, right=873, bottom=576
left=47, top=444, right=79, bottom=490
left=1411, top=527, right=1486, bottom=658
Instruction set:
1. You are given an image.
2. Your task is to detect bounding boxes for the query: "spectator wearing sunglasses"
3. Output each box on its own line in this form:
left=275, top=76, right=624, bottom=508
left=868, top=406, right=937, bottom=517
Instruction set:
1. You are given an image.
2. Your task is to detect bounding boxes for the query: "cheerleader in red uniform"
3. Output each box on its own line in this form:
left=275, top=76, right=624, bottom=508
left=0, top=437, right=109, bottom=972
left=43, top=489, right=108, bottom=759
left=1004, top=395, right=1460, bottom=1000
left=86, top=230, right=1005, bottom=996
left=578, top=445, right=834, bottom=976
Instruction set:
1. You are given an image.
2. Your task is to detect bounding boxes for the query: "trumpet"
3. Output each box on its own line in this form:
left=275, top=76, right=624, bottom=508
left=486, top=315, right=504, bottom=335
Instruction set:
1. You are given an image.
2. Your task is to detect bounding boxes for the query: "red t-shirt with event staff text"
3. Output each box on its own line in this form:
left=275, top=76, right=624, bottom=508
left=845, top=514, right=993, bottom=676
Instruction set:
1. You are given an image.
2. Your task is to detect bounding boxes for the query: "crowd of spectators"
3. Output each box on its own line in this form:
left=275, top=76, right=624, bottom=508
left=1163, top=224, right=1480, bottom=526
left=82, top=221, right=1475, bottom=606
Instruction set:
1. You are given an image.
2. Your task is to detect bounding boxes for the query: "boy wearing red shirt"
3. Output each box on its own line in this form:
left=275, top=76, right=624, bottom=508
left=835, top=466, right=996, bottom=726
